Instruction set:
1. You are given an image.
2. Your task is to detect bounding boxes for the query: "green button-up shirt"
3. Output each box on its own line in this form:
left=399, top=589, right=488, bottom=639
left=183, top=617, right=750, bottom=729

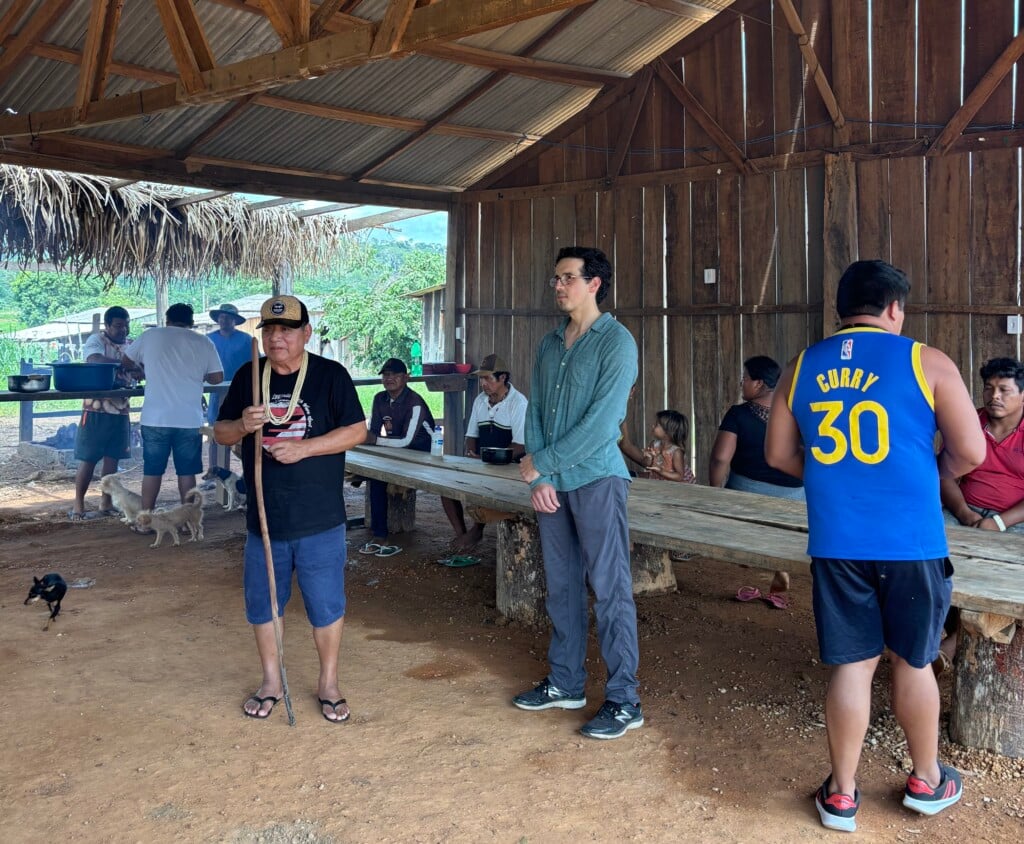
left=525, top=311, right=638, bottom=492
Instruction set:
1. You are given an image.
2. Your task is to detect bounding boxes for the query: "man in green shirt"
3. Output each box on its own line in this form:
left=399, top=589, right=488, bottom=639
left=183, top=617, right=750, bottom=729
left=514, top=245, right=641, bottom=740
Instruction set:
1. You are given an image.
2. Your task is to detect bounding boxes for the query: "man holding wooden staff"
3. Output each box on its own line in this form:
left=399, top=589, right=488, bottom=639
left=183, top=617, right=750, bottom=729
left=215, top=295, right=366, bottom=723
left=766, top=260, right=985, bottom=831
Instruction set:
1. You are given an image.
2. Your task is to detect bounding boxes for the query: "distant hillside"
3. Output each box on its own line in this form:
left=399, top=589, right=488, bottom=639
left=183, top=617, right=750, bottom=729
left=367, top=211, right=447, bottom=247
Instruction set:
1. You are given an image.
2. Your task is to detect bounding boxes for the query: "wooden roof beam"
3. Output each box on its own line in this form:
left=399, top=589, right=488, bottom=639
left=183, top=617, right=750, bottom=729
left=357, top=1, right=596, bottom=181
left=775, top=0, right=845, bottom=131
left=342, top=208, right=433, bottom=231
left=294, top=202, right=359, bottom=217
left=75, top=0, right=125, bottom=119
left=30, top=41, right=178, bottom=84
left=0, top=0, right=75, bottom=87
left=609, top=66, right=652, bottom=177
left=169, top=189, right=232, bottom=207
left=628, top=0, right=715, bottom=22
left=247, top=196, right=299, bottom=210
left=311, top=1, right=353, bottom=37
left=419, top=42, right=630, bottom=89
left=929, top=28, right=1024, bottom=157
left=155, top=0, right=216, bottom=94
left=370, top=0, right=418, bottom=58
left=0, top=0, right=34, bottom=42
left=259, top=0, right=300, bottom=46
left=655, top=59, right=754, bottom=175
left=0, top=0, right=591, bottom=139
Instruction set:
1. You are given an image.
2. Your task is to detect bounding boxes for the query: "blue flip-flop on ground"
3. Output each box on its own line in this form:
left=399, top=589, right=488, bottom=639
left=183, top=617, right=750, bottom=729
left=438, top=555, right=480, bottom=568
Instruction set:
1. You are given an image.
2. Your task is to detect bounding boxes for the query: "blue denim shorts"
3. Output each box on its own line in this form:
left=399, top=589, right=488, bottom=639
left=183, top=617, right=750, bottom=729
left=243, top=524, right=347, bottom=627
left=142, top=425, right=203, bottom=476
left=811, top=557, right=953, bottom=668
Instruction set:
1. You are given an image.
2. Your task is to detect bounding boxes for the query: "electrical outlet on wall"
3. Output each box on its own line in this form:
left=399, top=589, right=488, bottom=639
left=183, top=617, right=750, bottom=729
left=1008, top=315, right=1022, bottom=335
left=703, top=268, right=717, bottom=284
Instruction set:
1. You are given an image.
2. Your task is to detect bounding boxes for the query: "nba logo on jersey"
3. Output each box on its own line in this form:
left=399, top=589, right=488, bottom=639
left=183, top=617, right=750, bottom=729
left=841, top=338, right=854, bottom=360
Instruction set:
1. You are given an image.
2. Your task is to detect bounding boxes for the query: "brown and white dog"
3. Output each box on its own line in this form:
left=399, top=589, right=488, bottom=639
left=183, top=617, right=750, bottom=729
left=99, top=474, right=144, bottom=525
left=134, top=489, right=205, bottom=548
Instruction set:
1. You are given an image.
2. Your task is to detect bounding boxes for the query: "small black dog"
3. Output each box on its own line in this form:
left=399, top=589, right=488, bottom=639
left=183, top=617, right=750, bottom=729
left=25, top=573, right=67, bottom=626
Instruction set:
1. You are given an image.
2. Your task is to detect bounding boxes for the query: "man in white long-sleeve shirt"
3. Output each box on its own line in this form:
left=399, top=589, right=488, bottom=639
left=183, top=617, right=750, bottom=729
left=359, top=358, right=436, bottom=557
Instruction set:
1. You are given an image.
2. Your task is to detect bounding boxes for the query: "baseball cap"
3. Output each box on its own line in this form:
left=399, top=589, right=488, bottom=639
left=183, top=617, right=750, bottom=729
left=379, top=358, right=408, bottom=375
left=471, top=354, right=509, bottom=376
left=256, top=295, right=309, bottom=328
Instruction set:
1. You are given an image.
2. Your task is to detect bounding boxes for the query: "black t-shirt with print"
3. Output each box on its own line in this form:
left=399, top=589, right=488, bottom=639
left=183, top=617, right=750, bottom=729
left=219, top=354, right=366, bottom=540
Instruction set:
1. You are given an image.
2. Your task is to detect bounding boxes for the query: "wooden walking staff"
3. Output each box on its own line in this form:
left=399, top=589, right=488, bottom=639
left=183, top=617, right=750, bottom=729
left=251, top=336, right=296, bottom=725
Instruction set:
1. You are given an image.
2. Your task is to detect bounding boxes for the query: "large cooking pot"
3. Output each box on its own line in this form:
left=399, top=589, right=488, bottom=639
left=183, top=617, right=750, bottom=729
left=7, top=373, right=51, bottom=393
left=49, top=362, right=120, bottom=392
left=481, top=446, right=514, bottom=465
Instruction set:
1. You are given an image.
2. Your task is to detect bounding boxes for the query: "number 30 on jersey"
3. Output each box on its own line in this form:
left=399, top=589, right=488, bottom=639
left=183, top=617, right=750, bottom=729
left=809, top=400, right=890, bottom=465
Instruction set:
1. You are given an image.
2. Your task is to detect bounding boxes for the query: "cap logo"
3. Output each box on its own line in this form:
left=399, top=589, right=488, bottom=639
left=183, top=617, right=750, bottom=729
left=271, top=301, right=286, bottom=315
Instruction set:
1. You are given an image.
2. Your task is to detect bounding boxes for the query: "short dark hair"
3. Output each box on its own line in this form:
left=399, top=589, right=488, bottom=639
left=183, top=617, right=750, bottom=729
left=104, top=306, right=129, bottom=325
left=493, top=371, right=511, bottom=386
left=744, top=355, right=782, bottom=390
left=836, top=260, right=910, bottom=318
left=556, top=246, right=612, bottom=304
left=980, top=357, right=1024, bottom=392
left=656, top=409, right=689, bottom=453
left=166, top=303, right=195, bottom=326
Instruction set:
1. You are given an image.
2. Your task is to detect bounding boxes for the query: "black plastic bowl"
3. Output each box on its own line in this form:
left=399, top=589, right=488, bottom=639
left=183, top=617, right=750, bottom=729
left=481, top=447, right=513, bottom=465
left=49, top=362, right=120, bottom=392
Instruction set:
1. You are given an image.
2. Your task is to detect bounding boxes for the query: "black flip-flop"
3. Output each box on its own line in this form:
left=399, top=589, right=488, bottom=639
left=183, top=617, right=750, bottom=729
left=243, top=693, right=281, bottom=719
left=318, top=697, right=350, bottom=723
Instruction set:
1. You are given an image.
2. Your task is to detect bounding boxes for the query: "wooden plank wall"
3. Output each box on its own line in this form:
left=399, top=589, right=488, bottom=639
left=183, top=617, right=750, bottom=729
left=456, top=0, right=1024, bottom=480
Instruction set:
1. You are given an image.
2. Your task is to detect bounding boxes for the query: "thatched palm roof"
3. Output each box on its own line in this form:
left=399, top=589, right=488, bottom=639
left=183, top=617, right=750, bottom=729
left=0, top=164, right=353, bottom=283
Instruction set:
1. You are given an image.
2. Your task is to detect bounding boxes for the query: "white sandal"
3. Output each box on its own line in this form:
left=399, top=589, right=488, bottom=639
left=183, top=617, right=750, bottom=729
left=358, top=542, right=382, bottom=555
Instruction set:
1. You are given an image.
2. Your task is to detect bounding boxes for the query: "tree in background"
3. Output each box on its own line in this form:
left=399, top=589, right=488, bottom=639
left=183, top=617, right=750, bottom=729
left=319, top=239, right=444, bottom=372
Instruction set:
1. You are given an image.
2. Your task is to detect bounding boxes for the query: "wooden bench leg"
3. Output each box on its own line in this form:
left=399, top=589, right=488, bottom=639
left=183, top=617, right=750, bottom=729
left=496, top=517, right=548, bottom=627
left=630, top=543, right=678, bottom=596
left=363, top=484, right=417, bottom=534
left=950, top=614, right=1024, bottom=756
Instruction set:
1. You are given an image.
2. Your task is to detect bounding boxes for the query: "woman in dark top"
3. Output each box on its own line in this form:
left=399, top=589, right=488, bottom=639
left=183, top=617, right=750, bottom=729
left=709, top=355, right=803, bottom=607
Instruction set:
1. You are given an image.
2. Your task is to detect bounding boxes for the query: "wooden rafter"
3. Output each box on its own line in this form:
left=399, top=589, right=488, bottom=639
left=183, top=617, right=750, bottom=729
left=629, top=0, right=715, bottom=22
left=609, top=67, right=652, bottom=177
left=75, top=0, right=125, bottom=118
left=356, top=1, right=596, bottom=181
left=293, top=0, right=311, bottom=43
left=370, top=0, right=418, bottom=58
left=154, top=0, right=216, bottom=94
left=30, top=41, right=178, bottom=85
left=775, top=0, right=845, bottom=130
left=294, top=202, right=359, bottom=217
left=311, top=0, right=352, bottom=37
left=260, top=0, right=300, bottom=46
left=0, top=0, right=75, bottom=87
left=929, top=28, right=1024, bottom=157
left=248, top=196, right=299, bottom=210
left=343, top=208, right=432, bottom=232
left=419, top=42, right=630, bottom=89
left=0, top=0, right=592, bottom=139
left=168, top=189, right=231, bottom=207
left=0, top=0, right=35, bottom=43
left=181, top=93, right=262, bottom=156
left=655, top=59, right=754, bottom=175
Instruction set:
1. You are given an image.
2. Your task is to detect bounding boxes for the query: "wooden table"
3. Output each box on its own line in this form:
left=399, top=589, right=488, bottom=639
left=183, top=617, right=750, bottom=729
left=347, top=445, right=1024, bottom=756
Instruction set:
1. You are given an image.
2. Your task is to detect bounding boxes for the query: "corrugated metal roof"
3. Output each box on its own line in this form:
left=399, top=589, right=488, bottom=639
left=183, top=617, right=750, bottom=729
left=196, top=104, right=411, bottom=174
left=0, top=0, right=737, bottom=197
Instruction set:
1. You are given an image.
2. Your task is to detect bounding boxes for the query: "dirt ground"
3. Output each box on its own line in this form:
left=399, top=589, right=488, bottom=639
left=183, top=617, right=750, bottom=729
left=0, top=424, right=1021, bottom=843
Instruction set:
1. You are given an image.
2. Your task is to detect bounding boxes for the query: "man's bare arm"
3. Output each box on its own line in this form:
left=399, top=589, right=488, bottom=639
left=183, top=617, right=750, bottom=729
left=764, top=363, right=805, bottom=479
left=923, top=346, right=985, bottom=479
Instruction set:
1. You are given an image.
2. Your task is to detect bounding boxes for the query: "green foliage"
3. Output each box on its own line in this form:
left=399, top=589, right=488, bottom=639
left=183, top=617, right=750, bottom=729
left=11, top=270, right=106, bottom=327
left=320, top=240, right=445, bottom=371
left=0, top=337, right=44, bottom=374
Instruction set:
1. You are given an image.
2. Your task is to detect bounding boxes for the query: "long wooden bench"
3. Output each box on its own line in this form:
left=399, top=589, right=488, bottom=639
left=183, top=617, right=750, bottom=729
left=346, top=445, right=1024, bottom=757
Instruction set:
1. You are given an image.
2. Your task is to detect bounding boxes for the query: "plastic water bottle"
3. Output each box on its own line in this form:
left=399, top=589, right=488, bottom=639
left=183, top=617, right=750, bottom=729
left=430, top=425, right=444, bottom=458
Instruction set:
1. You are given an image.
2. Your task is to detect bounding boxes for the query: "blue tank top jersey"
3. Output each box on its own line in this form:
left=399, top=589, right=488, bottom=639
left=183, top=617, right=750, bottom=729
left=788, top=326, right=947, bottom=560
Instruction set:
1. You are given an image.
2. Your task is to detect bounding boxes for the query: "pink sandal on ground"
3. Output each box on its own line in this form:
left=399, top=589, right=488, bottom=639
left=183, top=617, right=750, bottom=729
left=736, top=586, right=762, bottom=602
left=763, top=591, right=790, bottom=609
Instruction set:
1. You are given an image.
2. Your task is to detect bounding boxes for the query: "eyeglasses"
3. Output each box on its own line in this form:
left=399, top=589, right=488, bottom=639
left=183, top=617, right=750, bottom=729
left=549, top=273, right=592, bottom=288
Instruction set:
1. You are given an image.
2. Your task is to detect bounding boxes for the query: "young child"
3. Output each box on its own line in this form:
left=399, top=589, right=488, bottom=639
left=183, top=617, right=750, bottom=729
left=642, top=409, right=696, bottom=483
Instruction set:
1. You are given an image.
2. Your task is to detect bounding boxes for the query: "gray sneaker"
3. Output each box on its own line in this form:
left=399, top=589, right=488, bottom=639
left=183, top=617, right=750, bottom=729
left=512, top=679, right=586, bottom=711
left=580, top=701, right=643, bottom=739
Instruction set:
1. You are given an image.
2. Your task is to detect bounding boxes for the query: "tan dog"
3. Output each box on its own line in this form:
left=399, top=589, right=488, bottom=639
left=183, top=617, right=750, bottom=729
left=134, top=489, right=205, bottom=548
left=99, top=474, right=144, bottom=525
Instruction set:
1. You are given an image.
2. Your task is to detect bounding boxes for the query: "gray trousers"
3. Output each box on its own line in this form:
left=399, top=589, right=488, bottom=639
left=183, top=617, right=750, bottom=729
left=536, top=476, right=640, bottom=703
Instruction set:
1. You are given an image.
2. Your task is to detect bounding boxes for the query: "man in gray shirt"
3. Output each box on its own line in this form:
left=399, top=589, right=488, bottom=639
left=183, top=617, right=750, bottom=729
left=514, top=245, right=641, bottom=740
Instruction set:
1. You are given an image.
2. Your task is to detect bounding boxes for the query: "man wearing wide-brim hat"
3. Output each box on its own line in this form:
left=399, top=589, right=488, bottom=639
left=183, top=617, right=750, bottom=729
left=206, top=303, right=252, bottom=467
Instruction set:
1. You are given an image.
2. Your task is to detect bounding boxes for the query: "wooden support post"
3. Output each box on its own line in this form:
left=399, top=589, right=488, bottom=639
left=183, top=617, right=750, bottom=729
left=496, top=517, right=548, bottom=627
left=630, top=543, right=677, bottom=595
left=364, top=482, right=417, bottom=534
left=950, top=615, right=1024, bottom=756
left=19, top=400, right=34, bottom=443
left=822, top=152, right=858, bottom=335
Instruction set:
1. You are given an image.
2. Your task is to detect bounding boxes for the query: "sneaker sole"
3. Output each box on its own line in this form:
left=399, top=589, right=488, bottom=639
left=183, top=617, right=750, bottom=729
left=580, top=716, right=644, bottom=739
left=902, top=790, right=962, bottom=816
left=512, top=697, right=587, bottom=711
left=815, top=796, right=856, bottom=832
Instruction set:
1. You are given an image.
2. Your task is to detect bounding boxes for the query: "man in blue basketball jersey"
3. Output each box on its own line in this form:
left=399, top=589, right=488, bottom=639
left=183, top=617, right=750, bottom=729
left=765, top=260, right=985, bottom=832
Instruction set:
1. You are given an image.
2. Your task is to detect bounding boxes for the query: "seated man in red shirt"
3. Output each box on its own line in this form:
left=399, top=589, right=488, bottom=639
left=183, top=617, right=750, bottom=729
left=941, top=356, right=1024, bottom=534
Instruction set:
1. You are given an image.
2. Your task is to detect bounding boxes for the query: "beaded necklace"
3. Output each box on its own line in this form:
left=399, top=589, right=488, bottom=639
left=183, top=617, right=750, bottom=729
left=261, top=351, right=309, bottom=424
